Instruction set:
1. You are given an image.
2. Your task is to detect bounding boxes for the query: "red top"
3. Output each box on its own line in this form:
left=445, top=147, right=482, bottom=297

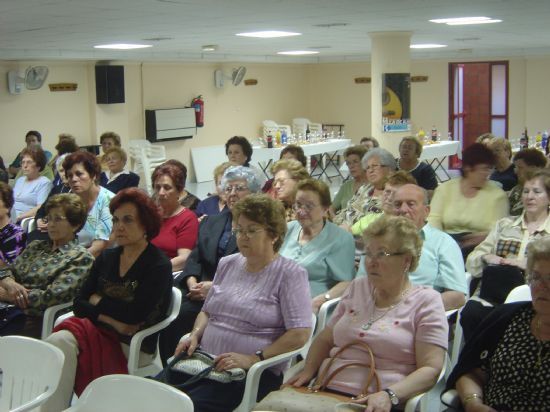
left=151, top=208, right=199, bottom=259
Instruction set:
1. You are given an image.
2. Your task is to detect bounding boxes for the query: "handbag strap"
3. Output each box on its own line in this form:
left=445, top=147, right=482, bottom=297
left=313, top=341, right=380, bottom=396
left=159, top=349, right=216, bottom=389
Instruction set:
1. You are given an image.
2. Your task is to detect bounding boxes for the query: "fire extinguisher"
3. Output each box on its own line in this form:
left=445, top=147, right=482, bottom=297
left=191, top=95, right=204, bottom=127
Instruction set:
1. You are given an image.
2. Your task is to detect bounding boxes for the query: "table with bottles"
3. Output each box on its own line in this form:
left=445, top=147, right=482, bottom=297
left=419, top=140, right=461, bottom=182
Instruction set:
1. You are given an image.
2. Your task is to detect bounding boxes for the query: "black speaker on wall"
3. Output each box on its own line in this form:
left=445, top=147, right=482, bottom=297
left=95, top=65, right=125, bottom=104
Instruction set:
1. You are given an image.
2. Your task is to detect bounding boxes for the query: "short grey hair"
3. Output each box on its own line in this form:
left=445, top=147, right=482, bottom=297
left=526, top=237, right=550, bottom=275
left=362, top=148, right=397, bottom=170
left=221, top=165, right=262, bottom=193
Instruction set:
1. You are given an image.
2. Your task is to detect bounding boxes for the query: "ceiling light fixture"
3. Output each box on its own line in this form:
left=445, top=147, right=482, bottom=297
left=202, top=45, right=218, bottom=52
left=94, top=43, right=152, bottom=50
left=410, top=44, right=447, bottom=49
left=277, top=50, right=319, bottom=55
left=430, top=17, right=502, bottom=25
left=236, top=31, right=301, bottom=38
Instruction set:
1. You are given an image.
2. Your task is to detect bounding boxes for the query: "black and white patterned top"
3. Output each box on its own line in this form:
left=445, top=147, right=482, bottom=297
left=483, top=306, right=550, bottom=411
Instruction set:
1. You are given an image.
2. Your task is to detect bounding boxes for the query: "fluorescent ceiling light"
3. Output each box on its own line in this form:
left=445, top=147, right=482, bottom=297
left=430, top=17, right=501, bottom=25
left=202, top=45, right=218, bottom=52
left=277, top=50, right=319, bottom=55
left=236, top=31, right=301, bottom=38
left=94, top=43, right=152, bottom=50
left=410, top=44, right=447, bottom=49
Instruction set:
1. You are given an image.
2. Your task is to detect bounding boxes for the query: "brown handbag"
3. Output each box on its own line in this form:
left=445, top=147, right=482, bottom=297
left=253, top=341, right=380, bottom=412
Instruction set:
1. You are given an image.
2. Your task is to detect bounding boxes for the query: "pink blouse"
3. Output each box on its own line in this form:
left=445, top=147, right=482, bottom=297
left=324, top=278, right=448, bottom=395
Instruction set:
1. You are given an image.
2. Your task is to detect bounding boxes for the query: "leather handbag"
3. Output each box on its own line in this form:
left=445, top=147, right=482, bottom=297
left=157, top=349, right=246, bottom=389
left=254, top=341, right=380, bottom=412
left=0, top=302, right=24, bottom=333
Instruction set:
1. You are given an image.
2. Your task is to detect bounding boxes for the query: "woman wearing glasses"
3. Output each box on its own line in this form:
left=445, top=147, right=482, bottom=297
left=259, top=215, right=448, bottom=412
left=173, top=194, right=312, bottom=411
left=279, top=179, right=355, bottom=313
left=271, top=159, right=309, bottom=221
left=159, top=165, right=263, bottom=363
left=151, top=163, right=199, bottom=271
left=333, top=148, right=396, bottom=228
left=0, top=194, right=93, bottom=337
left=447, top=237, right=550, bottom=412
left=330, top=145, right=368, bottom=217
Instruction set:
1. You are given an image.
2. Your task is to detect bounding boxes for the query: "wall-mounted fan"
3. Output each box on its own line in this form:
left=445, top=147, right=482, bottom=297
left=7, top=66, right=49, bottom=95
left=214, top=66, right=247, bottom=88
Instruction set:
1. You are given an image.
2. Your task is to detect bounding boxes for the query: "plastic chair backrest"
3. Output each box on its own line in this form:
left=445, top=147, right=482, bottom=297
left=0, top=336, right=65, bottom=412
left=64, top=374, right=194, bottom=411
left=504, top=284, right=532, bottom=303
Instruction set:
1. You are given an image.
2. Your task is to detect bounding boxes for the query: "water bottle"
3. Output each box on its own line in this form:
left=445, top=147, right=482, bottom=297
left=281, top=130, right=287, bottom=146
left=542, top=131, right=548, bottom=153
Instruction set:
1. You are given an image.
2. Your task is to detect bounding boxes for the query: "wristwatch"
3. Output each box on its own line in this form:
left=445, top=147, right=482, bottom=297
left=324, top=293, right=331, bottom=301
left=255, top=350, right=265, bottom=361
left=383, top=388, right=399, bottom=406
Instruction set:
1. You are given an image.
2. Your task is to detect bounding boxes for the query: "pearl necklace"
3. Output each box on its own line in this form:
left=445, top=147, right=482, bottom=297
left=361, top=286, right=411, bottom=331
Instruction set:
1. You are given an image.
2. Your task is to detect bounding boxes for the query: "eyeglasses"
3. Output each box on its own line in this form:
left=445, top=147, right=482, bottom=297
left=345, top=159, right=361, bottom=167
left=364, top=250, right=406, bottom=261
left=527, top=273, right=550, bottom=286
left=231, top=227, right=265, bottom=238
left=112, top=216, right=137, bottom=225
left=223, top=185, right=248, bottom=194
left=292, top=202, right=319, bottom=213
left=44, top=215, right=68, bottom=224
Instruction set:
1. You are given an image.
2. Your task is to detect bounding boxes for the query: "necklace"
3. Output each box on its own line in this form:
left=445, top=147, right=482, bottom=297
left=361, top=286, right=411, bottom=331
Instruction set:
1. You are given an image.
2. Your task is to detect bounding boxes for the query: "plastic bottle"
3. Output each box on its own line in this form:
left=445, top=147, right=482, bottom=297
left=536, top=131, right=542, bottom=149
left=266, top=134, right=273, bottom=148
left=281, top=130, right=288, bottom=146
left=431, top=125, right=438, bottom=142
left=275, top=129, right=281, bottom=146
left=542, top=131, right=548, bottom=153
left=417, top=127, right=426, bottom=140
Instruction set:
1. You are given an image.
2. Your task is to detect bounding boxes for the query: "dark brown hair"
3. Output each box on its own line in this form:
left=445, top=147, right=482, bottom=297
left=152, top=163, right=185, bottom=192
left=21, top=147, right=47, bottom=172
left=45, top=193, right=88, bottom=233
left=63, top=151, right=102, bottom=180
left=109, top=188, right=162, bottom=240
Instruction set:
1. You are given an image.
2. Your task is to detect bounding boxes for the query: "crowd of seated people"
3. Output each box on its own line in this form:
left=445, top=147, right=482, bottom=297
left=2, top=130, right=549, bottom=412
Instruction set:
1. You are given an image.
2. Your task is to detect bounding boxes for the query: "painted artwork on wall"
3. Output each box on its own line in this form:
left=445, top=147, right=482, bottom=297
left=382, top=73, right=411, bottom=132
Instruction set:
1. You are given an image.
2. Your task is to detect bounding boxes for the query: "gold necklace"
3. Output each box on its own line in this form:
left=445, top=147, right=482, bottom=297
left=361, top=286, right=411, bottom=331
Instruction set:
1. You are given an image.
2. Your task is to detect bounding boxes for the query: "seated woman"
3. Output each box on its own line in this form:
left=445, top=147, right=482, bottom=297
left=280, top=179, right=355, bottom=312
left=280, top=215, right=448, bottom=411
left=28, top=153, right=72, bottom=243
left=330, top=145, right=368, bottom=217
left=428, top=143, right=509, bottom=257
left=333, top=148, right=396, bottom=228
left=173, top=194, right=312, bottom=412
left=360, top=136, right=379, bottom=151
left=49, top=134, right=79, bottom=187
left=63, top=151, right=115, bottom=257
left=162, top=160, right=200, bottom=210
left=97, top=131, right=121, bottom=171
left=262, top=144, right=307, bottom=193
left=0, top=182, right=26, bottom=268
left=225, top=135, right=253, bottom=166
left=99, top=147, right=140, bottom=194
left=195, top=162, right=232, bottom=217
left=488, top=137, right=517, bottom=191
left=447, top=237, right=550, bottom=412
left=0, top=193, right=93, bottom=337
left=12, top=147, right=53, bottom=222
left=508, top=148, right=547, bottom=216
left=151, top=163, right=199, bottom=271
left=271, top=159, right=309, bottom=220
left=397, top=136, right=438, bottom=196
left=460, top=169, right=550, bottom=341
left=159, top=165, right=262, bottom=363
left=44, top=188, right=173, bottom=411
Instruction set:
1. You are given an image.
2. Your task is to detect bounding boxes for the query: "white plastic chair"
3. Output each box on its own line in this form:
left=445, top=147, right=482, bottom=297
left=0, top=336, right=65, bottom=412
left=19, top=217, right=34, bottom=233
left=504, top=284, right=531, bottom=303
left=316, top=297, right=341, bottom=336
left=292, top=118, right=310, bottom=136
left=54, top=287, right=182, bottom=376
left=41, top=301, right=73, bottom=339
left=128, top=139, right=166, bottom=195
left=62, top=374, right=194, bottom=411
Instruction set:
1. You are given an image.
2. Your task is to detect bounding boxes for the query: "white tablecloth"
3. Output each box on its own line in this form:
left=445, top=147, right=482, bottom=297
left=419, top=140, right=461, bottom=161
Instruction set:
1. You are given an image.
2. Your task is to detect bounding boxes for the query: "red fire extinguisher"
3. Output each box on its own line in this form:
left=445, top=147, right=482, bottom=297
left=191, top=95, right=204, bottom=127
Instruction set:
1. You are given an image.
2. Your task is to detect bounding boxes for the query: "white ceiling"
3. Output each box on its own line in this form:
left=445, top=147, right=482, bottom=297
left=1, top=0, right=549, bottom=63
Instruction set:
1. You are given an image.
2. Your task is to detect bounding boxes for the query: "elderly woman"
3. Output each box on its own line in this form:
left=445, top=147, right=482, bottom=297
left=173, top=194, right=312, bottom=411
left=360, top=136, right=379, bottom=150
left=397, top=136, right=438, bottom=195
left=280, top=179, right=355, bottom=312
left=0, top=194, right=93, bottom=337
left=43, top=188, right=172, bottom=410
left=331, top=145, right=368, bottom=216
left=63, top=151, right=114, bottom=257
left=12, top=147, right=53, bottom=222
left=225, top=135, right=253, bottom=166
left=334, top=148, right=396, bottom=228
left=508, top=148, right=547, bottom=216
left=0, top=183, right=26, bottom=268
left=99, top=147, right=140, bottom=194
left=274, top=215, right=448, bottom=412
left=460, top=169, right=550, bottom=341
left=271, top=159, right=309, bottom=220
left=160, top=160, right=201, bottom=210
left=151, top=163, right=199, bottom=271
left=195, top=162, right=232, bottom=217
left=9, top=130, right=53, bottom=179
left=488, top=137, right=517, bottom=191
left=159, top=165, right=262, bottom=363
left=262, top=144, right=307, bottom=194
left=98, top=131, right=121, bottom=171
left=428, top=143, right=509, bottom=256
left=447, top=237, right=550, bottom=412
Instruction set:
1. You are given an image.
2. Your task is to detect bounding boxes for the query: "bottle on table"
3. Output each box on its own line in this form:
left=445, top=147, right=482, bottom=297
left=281, top=130, right=288, bottom=146
left=267, top=134, right=273, bottom=148
left=543, top=131, right=549, bottom=154
left=536, top=131, right=542, bottom=149
left=275, top=130, right=281, bottom=146
left=431, top=125, right=438, bottom=142
left=305, top=124, right=311, bottom=143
